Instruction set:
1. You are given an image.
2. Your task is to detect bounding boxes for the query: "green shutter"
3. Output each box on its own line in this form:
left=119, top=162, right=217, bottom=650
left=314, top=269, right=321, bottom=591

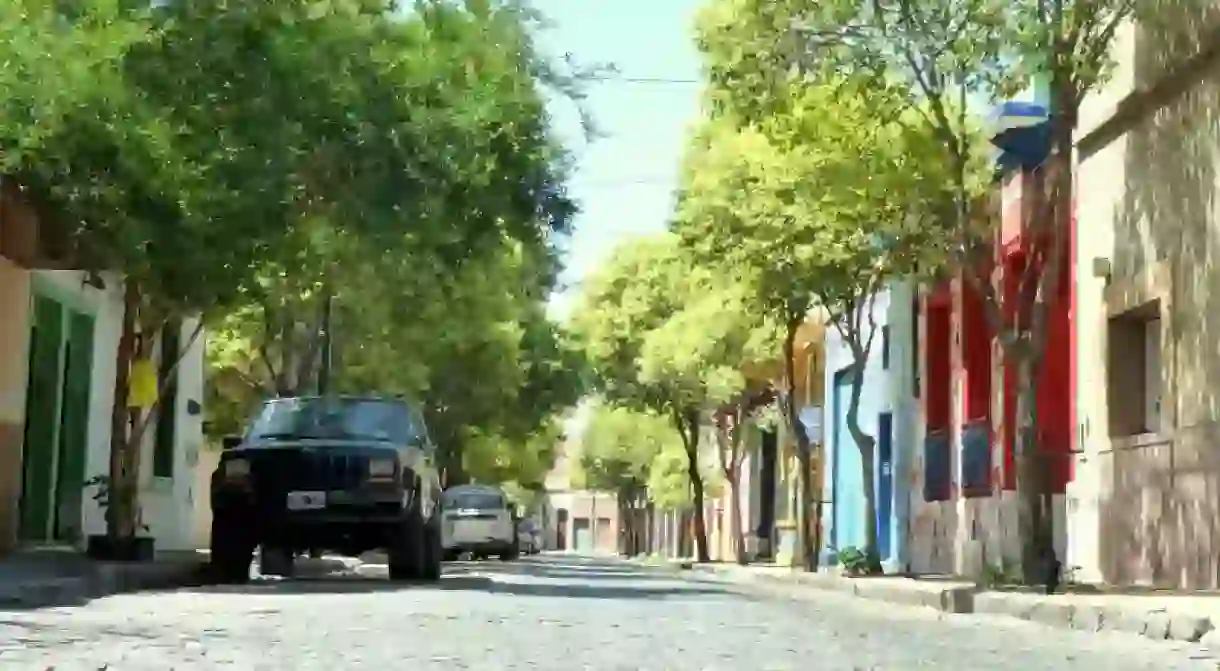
left=53, top=311, right=93, bottom=541
left=19, top=296, right=64, bottom=542
left=152, top=323, right=180, bottom=479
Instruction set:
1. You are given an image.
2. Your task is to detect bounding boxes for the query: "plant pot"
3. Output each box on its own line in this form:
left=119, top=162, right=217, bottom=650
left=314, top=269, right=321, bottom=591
left=86, top=534, right=155, bottom=562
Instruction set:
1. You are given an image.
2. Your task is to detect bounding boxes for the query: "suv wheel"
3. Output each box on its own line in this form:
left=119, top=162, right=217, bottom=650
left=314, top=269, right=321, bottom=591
left=210, top=516, right=253, bottom=584
left=419, top=519, right=442, bottom=582
left=388, top=505, right=426, bottom=581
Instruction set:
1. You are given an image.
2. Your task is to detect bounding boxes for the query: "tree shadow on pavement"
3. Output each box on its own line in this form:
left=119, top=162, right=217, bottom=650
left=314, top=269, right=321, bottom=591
left=179, top=573, right=731, bottom=601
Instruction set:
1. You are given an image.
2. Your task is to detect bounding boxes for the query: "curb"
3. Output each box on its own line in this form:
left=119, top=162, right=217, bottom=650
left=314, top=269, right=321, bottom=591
left=675, top=561, right=1220, bottom=647
left=0, top=560, right=207, bottom=610
left=974, top=591, right=1216, bottom=644
left=689, top=563, right=976, bottom=614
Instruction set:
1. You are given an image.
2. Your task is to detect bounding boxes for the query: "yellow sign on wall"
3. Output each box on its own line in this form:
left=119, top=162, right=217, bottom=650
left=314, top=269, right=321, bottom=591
left=127, top=359, right=158, bottom=409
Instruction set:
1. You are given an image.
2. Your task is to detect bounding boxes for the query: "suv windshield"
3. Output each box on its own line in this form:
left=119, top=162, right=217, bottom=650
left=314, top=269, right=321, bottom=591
left=443, top=490, right=504, bottom=510
left=246, top=397, right=420, bottom=444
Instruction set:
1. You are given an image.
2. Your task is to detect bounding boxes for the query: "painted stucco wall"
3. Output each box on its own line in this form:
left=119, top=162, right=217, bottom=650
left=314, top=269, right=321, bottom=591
left=29, top=270, right=204, bottom=551
left=908, top=271, right=1067, bottom=578
left=0, top=257, right=30, bottom=552
left=821, top=286, right=916, bottom=568
left=1072, top=8, right=1220, bottom=588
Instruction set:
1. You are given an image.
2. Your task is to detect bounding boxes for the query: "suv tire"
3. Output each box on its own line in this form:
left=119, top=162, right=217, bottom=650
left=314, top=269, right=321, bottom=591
left=419, top=519, right=442, bottom=582
left=210, top=516, right=253, bottom=584
left=388, top=503, right=426, bottom=581
left=259, top=545, right=296, bottom=578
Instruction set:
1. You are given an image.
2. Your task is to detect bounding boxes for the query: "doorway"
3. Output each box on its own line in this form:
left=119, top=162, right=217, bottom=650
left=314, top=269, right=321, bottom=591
left=19, top=294, right=93, bottom=544
left=573, top=517, right=592, bottom=552
left=556, top=508, right=568, bottom=550
left=877, top=412, right=893, bottom=561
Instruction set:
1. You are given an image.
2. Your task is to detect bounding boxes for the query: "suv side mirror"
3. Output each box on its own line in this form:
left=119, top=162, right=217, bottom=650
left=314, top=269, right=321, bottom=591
left=221, top=436, right=243, bottom=450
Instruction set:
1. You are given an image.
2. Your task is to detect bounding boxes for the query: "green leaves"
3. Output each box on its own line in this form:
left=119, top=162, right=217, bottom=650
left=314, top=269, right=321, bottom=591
left=576, top=404, right=695, bottom=509
left=569, top=233, right=775, bottom=416
left=182, top=2, right=584, bottom=483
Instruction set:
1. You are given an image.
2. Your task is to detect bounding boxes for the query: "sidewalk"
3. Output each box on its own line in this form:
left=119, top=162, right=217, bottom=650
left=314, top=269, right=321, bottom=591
left=645, top=558, right=1220, bottom=646
left=0, top=546, right=208, bottom=610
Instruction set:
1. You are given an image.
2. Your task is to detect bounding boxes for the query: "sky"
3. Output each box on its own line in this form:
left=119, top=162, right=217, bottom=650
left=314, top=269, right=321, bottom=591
left=530, top=0, right=706, bottom=321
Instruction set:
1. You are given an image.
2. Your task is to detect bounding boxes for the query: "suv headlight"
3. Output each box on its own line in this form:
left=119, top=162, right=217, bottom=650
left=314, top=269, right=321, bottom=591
left=368, top=458, right=396, bottom=480
left=224, top=458, right=250, bottom=478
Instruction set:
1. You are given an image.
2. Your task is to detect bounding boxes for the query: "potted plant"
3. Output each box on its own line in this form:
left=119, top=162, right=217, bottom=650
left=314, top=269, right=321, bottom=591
left=836, top=546, right=870, bottom=577
left=83, top=474, right=155, bottom=561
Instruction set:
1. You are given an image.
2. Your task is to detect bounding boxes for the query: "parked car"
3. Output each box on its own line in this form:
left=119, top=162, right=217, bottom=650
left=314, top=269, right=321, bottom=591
left=440, top=484, right=519, bottom=561
left=517, top=518, right=541, bottom=555
left=209, top=395, right=443, bottom=583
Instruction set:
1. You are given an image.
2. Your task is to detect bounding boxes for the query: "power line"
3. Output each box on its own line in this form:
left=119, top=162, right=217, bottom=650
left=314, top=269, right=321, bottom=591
left=580, top=74, right=704, bottom=87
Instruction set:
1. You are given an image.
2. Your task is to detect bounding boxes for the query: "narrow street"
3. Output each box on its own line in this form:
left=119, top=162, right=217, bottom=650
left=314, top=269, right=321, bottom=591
left=0, top=555, right=1214, bottom=670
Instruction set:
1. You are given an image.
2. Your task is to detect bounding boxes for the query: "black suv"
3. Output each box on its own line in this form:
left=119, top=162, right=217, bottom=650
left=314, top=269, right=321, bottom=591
left=210, top=395, right=442, bottom=583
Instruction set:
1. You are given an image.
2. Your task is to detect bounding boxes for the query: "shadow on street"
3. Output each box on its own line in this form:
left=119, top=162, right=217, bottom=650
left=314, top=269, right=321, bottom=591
left=175, top=555, right=732, bottom=601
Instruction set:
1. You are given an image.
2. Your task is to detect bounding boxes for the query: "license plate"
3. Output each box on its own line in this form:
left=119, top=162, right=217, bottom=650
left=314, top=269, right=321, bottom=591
left=286, top=491, right=326, bottom=511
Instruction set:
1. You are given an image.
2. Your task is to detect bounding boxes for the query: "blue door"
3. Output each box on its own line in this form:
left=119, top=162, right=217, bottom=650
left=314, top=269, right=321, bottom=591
left=832, top=369, right=865, bottom=555
left=877, top=412, right=894, bottom=561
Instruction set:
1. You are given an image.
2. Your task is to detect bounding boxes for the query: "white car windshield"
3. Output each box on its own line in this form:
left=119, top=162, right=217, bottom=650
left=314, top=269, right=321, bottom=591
left=444, top=491, right=504, bottom=510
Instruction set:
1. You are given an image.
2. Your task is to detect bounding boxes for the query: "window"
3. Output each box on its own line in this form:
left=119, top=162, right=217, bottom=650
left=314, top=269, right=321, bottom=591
left=152, top=323, right=180, bottom=479
left=1107, top=301, right=1162, bottom=437
left=442, top=489, right=505, bottom=511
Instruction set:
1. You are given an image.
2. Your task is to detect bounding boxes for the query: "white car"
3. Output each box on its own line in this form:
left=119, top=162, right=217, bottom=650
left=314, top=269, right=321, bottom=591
left=441, top=484, right=519, bottom=561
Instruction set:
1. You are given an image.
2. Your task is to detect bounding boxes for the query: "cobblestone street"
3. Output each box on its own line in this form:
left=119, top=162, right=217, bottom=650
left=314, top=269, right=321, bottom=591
left=0, top=555, right=1216, bottom=670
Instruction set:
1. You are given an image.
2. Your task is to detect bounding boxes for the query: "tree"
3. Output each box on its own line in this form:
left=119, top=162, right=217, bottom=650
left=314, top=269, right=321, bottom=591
left=711, top=389, right=778, bottom=564
left=637, top=264, right=778, bottom=564
left=0, top=0, right=580, bottom=541
left=693, top=0, right=1142, bottom=581
left=676, top=78, right=944, bottom=571
left=570, top=234, right=771, bottom=562
left=570, top=235, right=713, bottom=560
left=197, top=0, right=587, bottom=488
left=576, top=404, right=676, bottom=555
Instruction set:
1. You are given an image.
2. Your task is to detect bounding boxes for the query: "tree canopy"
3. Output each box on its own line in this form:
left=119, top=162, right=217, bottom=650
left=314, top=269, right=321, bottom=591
left=0, top=0, right=586, bottom=491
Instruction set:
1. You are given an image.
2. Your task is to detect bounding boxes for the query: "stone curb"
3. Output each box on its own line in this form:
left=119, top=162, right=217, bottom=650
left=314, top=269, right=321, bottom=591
left=687, top=563, right=977, bottom=614
left=0, top=560, right=207, bottom=610
left=679, top=561, right=1220, bottom=647
left=973, top=591, right=1216, bottom=644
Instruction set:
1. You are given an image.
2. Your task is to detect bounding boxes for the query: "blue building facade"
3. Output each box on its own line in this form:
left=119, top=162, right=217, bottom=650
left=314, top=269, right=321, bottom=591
left=820, top=283, right=918, bottom=570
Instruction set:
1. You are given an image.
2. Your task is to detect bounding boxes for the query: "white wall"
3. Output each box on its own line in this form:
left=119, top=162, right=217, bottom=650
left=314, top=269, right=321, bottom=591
left=32, top=270, right=206, bottom=551
left=821, top=286, right=915, bottom=568
left=139, top=317, right=206, bottom=551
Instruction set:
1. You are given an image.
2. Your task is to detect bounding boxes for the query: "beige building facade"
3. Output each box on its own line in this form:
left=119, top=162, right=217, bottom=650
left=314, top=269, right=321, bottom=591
left=1071, top=7, right=1220, bottom=588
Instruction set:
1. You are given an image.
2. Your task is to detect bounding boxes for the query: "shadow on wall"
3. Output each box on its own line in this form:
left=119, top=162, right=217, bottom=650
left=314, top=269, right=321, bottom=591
left=1103, top=1, right=1220, bottom=589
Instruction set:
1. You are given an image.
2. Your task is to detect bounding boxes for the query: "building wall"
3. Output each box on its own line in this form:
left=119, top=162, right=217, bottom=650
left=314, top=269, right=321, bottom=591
left=910, top=267, right=1069, bottom=578
left=27, top=271, right=204, bottom=552
left=1072, top=8, right=1220, bottom=588
left=545, top=490, right=619, bottom=553
left=821, top=286, right=915, bottom=569
left=0, top=258, right=30, bottom=553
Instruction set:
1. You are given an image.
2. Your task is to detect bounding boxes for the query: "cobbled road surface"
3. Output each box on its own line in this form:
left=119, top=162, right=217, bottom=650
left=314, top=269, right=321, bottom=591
left=0, top=554, right=1216, bottom=670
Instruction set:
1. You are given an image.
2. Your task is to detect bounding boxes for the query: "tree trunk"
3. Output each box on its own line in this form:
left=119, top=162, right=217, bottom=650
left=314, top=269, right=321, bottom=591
left=844, top=360, right=882, bottom=573
left=782, top=317, right=818, bottom=571
left=106, top=281, right=140, bottom=540
left=727, top=468, right=746, bottom=565
left=616, top=491, right=630, bottom=555
left=678, top=408, right=711, bottom=563
left=644, top=500, right=655, bottom=555
left=1014, top=355, right=1046, bottom=584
